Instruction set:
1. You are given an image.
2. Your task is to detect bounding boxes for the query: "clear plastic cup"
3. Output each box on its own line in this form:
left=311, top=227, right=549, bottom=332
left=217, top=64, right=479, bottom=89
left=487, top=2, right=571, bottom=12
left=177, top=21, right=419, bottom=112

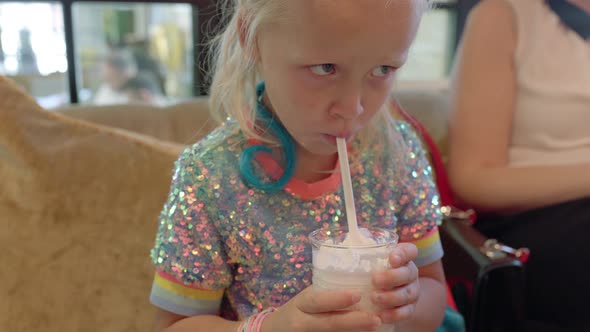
left=309, top=227, right=399, bottom=332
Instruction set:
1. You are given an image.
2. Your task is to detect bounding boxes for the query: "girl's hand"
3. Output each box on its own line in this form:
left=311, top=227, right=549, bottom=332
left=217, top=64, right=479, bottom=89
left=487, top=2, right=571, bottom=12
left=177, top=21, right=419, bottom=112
left=261, top=286, right=382, bottom=332
left=371, top=243, right=420, bottom=324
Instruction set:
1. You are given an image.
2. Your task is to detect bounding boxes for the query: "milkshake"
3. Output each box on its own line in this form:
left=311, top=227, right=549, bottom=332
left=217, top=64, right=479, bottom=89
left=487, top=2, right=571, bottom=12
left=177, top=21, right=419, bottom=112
left=310, top=138, right=398, bottom=331
left=309, top=226, right=398, bottom=332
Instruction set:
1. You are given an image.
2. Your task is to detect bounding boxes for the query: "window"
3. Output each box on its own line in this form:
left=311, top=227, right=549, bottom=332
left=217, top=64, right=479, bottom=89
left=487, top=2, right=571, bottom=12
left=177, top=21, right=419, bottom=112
left=0, top=2, right=69, bottom=108
left=396, top=1, right=458, bottom=84
left=72, top=2, right=194, bottom=106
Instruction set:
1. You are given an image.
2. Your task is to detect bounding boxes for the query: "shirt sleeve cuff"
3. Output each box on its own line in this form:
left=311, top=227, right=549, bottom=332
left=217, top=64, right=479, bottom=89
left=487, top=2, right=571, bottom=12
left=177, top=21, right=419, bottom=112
left=150, top=271, right=224, bottom=317
left=403, top=227, right=444, bottom=267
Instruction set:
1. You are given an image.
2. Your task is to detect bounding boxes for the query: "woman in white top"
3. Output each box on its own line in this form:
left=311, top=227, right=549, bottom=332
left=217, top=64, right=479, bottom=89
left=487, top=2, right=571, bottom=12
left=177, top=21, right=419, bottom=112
left=449, top=0, right=590, bottom=331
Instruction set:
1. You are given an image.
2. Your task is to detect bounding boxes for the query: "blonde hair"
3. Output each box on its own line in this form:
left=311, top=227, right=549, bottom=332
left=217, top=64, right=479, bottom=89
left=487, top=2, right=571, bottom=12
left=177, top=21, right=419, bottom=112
left=208, top=0, right=428, bottom=156
left=208, top=0, right=284, bottom=142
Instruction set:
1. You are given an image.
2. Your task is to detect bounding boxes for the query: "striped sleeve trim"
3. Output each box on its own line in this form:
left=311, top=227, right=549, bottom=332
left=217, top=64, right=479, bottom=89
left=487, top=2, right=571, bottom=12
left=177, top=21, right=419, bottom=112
left=149, top=272, right=224, bottom=317
left=155, top=271, right=225, bottom=300
left=404, top=228, right=444, bottom=267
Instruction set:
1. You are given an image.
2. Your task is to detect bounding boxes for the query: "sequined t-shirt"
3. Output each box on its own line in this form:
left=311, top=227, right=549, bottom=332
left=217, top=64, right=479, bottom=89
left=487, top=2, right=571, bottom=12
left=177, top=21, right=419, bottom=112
left=150, top=119, right=444, bottom=319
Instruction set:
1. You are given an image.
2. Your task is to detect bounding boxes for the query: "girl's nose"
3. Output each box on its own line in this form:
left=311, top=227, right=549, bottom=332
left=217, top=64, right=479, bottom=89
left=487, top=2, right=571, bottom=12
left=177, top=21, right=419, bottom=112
left=329, top=91, right=364, bottom=120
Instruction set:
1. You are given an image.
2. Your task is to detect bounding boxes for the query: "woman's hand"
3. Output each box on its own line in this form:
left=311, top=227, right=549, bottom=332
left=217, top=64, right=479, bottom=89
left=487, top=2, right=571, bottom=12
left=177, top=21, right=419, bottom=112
left=261, top=286, right=382, bottom=332
left=371, top=243, right=420, bottom=324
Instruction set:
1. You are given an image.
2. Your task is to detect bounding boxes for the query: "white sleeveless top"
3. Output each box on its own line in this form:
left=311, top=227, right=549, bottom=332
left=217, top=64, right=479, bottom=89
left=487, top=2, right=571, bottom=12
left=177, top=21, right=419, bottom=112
left=504, top=0, right=590, bottom=167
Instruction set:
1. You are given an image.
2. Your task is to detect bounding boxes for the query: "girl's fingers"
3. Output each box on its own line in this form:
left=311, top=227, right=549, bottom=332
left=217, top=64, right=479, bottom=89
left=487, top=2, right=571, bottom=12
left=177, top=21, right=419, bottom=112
left=312, top=310, right=382, bottom=332
left=288, top=287, right=384, bottom=331
left=389, top=243, right=418, bottom=268
left=296, top=287, right=362, bottom=314
left=373, top=262, right=419, bottom=290
left=372, top=282, right=420, bottom=308
left=377, top=304, right=416, bottom=324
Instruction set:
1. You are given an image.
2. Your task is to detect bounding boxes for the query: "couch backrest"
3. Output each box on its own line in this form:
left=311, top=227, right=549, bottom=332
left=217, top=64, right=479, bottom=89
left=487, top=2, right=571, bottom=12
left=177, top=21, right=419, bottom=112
left=55, top=84, right=452, bottom=153
left=55, top=98, right=218, bottom=146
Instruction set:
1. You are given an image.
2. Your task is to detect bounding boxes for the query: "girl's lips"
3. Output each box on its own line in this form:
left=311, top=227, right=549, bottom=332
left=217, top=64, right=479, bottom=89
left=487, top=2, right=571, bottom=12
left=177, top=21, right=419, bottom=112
left=322, top=134, right=337, bottom=145
left=321, top=134, right=353, bottom=145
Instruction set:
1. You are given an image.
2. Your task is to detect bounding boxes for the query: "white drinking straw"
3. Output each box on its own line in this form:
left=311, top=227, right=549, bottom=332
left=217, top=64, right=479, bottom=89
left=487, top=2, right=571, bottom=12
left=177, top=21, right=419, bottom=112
left=336, top=137, right=364, bottom=243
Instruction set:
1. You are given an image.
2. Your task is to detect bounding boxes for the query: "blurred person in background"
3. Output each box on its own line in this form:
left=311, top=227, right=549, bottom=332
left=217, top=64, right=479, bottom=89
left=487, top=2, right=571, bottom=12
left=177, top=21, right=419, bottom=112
left=93, top=48, right=137, bottom=105
left=120, top=71, right=166, bottom=106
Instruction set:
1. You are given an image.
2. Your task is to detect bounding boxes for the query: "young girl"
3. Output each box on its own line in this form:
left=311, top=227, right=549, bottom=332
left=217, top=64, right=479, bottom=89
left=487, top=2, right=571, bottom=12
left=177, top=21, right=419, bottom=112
left=150, top=0, right=453, bottom=331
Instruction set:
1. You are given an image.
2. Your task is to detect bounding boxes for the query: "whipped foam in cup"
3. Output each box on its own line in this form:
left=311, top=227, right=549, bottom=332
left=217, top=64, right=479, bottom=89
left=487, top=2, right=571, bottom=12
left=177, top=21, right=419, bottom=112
left=309, top=227, right=398, bottom=332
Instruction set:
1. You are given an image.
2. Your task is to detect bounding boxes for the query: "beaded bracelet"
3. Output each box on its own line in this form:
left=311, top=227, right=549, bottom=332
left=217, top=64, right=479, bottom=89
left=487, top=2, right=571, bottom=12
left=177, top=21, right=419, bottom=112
left=237, top=307, right=277, bottom=332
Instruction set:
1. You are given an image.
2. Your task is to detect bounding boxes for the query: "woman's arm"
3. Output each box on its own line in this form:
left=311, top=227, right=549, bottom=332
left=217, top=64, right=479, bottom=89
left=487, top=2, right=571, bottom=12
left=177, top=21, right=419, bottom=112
left=448, top=0, right=590, bottom=213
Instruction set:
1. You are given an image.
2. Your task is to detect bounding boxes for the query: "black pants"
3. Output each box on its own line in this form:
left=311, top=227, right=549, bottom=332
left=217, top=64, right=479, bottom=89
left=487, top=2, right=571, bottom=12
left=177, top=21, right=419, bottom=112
left=476, top=198, right=590, bottom=332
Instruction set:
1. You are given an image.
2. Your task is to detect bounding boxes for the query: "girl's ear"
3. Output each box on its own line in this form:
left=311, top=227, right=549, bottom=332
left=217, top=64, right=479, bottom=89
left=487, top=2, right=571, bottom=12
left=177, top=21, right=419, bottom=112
left=237, top=13, right=261, bottom=62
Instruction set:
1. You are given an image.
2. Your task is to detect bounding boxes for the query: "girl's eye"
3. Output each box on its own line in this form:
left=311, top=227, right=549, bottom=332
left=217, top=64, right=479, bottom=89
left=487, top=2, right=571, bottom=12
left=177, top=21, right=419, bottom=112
left=310, top=64, right=336, bottom=76
left=371, top=65, right=395, bottom=77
